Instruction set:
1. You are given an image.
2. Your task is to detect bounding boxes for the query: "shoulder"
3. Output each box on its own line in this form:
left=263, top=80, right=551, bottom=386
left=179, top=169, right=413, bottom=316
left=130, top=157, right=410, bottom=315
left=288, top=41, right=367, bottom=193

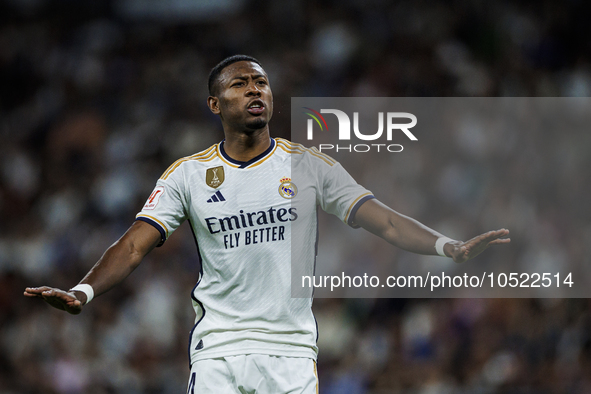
left=274, top=138, right=338, bottom=168
left=159, top=143, right=220, bottom=181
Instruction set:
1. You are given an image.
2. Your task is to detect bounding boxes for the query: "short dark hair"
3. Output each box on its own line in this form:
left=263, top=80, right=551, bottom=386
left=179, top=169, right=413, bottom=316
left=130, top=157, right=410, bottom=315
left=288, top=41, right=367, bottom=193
left=208, top=55, right=263, bottom=96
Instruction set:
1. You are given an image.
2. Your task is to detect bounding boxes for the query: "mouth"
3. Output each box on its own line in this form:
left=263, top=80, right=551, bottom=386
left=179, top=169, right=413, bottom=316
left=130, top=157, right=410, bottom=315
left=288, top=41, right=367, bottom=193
left=247, top=100, right=265, bottom=115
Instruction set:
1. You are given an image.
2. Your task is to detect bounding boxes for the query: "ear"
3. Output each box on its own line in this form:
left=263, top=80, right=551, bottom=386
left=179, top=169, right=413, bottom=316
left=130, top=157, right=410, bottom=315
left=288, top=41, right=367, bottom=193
left=207, top=96, right=220, bottom=115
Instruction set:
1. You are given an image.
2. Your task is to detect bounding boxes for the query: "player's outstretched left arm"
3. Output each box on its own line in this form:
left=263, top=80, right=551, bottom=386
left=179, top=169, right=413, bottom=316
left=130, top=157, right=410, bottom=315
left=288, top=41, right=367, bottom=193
left=354, top=199, right=510, bottom=263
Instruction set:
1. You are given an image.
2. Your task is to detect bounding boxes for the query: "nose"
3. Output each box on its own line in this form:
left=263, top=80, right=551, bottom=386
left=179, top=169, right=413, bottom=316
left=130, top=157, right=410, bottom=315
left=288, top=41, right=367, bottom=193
left=245, top=81, right=261, bottom=96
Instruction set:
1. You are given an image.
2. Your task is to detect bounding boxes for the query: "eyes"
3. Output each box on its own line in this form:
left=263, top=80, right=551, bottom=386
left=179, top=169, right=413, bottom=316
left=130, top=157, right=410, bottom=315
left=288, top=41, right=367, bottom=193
left=231, top=79, right=268, bottom=88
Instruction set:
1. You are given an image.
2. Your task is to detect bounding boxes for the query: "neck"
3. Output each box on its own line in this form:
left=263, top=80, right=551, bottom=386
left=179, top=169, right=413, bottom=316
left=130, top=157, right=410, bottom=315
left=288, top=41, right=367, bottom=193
left=222, top=127, right=271, bottom=162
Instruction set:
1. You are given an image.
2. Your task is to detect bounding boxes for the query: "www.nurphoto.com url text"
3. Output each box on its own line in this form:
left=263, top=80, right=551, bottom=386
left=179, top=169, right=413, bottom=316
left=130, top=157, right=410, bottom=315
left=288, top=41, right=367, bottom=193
left=302, top=272, right=574, bottom=292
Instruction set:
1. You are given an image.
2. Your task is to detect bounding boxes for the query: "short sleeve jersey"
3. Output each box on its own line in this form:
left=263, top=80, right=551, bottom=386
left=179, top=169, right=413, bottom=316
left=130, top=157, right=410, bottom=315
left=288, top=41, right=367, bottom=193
left=136, top=138, right=373, bottom=364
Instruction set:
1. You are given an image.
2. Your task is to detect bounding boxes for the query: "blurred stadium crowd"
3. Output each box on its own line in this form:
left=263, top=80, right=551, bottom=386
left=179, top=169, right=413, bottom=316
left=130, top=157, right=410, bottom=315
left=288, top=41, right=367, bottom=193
left=1, top=0, right=591, bottom=393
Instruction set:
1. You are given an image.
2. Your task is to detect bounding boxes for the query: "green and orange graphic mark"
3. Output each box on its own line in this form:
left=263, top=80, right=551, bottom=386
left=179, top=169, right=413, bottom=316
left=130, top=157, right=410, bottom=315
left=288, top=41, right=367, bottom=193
left=303, top=107, right=329, bottom=131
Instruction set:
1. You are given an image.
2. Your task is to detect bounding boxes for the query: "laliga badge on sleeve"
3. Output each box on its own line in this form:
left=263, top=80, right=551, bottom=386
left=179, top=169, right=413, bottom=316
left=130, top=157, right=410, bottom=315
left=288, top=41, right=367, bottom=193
left=206, top=166, right=225, bottom=188
left=144, top=186, right=165, bottom=210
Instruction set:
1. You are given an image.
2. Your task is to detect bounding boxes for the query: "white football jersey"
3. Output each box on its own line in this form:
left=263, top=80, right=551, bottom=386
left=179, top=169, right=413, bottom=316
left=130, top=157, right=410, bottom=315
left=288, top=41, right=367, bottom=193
left=136, top=138, right=373, bottom=365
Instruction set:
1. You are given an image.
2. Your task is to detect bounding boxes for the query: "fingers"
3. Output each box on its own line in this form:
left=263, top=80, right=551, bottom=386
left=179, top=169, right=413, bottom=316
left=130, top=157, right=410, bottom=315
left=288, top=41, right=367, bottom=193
left=24, top=286, right=53, bottom=298
left=24, top=286, right=84, bottom=314
left=63, top=298, right=83, bottom=313
left=467, top=229, right=510, bottom=247
left=43, top=288, right=73, bottom=301
left=69, top=299, right=82, bottom=307
left=451, top=229, right=510, bottom=264
left=24, top=286, right=52, bottom=294
left=24, top=287, right=75, bottom=302
left=23, top=291, right=41, bottom=297
left=479, top=229, right=510, bottom=241
left=478, top=230, right=510, bottom=247
left=488, top=238, right=511, bottom=245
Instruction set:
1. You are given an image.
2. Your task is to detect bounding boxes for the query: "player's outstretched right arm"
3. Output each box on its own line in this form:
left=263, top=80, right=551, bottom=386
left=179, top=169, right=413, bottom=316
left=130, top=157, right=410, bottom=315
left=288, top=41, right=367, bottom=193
left=23, top=220, right=162, bottom=314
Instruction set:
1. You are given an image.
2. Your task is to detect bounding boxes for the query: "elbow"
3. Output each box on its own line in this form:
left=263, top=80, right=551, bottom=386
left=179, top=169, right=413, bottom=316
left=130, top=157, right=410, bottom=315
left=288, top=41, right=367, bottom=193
left=111, top=238, right=145, bottom=269
left=382, top=218, right=401, bottom=246
left=128, top=242, right=146, bottom=268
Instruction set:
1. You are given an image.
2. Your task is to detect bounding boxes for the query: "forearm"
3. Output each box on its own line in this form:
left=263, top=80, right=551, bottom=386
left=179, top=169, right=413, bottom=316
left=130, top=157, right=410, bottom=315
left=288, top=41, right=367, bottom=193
left=381, top=212, right=447, bottom=255
left=72, top=221, right=160, bottom=303
left=355, top=199, right=451, bottom=256
left=74, top=241, right=142, bottom=301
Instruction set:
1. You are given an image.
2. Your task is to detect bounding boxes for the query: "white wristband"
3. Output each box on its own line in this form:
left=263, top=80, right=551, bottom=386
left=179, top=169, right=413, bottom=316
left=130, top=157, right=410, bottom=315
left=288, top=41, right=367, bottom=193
left=70, top=284, right=94, bottom=304
left=435, top=237, right=454, bottom=257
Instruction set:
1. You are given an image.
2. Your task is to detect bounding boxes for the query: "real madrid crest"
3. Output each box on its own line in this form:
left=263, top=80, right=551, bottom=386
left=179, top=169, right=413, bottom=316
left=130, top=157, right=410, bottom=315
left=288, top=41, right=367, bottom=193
left=206, top=166, right=225, bottom=188
left=279, top=177, right=297, bottom=199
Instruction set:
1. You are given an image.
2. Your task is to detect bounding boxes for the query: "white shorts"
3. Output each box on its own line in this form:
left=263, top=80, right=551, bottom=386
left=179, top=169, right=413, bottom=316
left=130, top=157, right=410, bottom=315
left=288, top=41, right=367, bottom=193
left=186, top=355, right=318, bottom=394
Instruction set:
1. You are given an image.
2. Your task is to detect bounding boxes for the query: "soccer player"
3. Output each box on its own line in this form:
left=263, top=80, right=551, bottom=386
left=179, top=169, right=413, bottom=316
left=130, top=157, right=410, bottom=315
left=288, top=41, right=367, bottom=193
left=24, top=55, right=510, bottom=393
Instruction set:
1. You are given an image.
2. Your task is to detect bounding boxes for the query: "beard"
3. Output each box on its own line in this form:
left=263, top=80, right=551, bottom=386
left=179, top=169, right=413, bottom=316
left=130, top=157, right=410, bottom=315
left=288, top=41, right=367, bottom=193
left=244, top=116, right=269, bottom=130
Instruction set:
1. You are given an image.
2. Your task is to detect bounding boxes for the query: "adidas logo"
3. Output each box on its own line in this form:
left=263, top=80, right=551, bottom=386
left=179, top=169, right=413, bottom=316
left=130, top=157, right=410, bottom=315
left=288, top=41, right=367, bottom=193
left=195, top=339, right=204, bottom=350
left=207, top=190, right=226, bottom=203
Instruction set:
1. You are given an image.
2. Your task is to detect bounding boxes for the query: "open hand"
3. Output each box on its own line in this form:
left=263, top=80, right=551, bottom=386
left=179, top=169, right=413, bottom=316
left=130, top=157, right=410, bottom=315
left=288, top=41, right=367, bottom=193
left=447, top=229, right=510, bottom=264
left=23, top=286, right=84, bottom=315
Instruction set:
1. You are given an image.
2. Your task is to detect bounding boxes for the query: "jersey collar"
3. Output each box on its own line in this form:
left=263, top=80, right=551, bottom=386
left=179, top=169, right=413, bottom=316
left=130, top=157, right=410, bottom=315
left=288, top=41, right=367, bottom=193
left=218, top=138, right=276, bottom=169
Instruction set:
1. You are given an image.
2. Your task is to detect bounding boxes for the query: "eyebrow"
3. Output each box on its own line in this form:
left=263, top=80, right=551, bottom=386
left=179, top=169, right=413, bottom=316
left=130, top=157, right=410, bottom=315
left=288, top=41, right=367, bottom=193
left=229, top=74, right=267, bottom=81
